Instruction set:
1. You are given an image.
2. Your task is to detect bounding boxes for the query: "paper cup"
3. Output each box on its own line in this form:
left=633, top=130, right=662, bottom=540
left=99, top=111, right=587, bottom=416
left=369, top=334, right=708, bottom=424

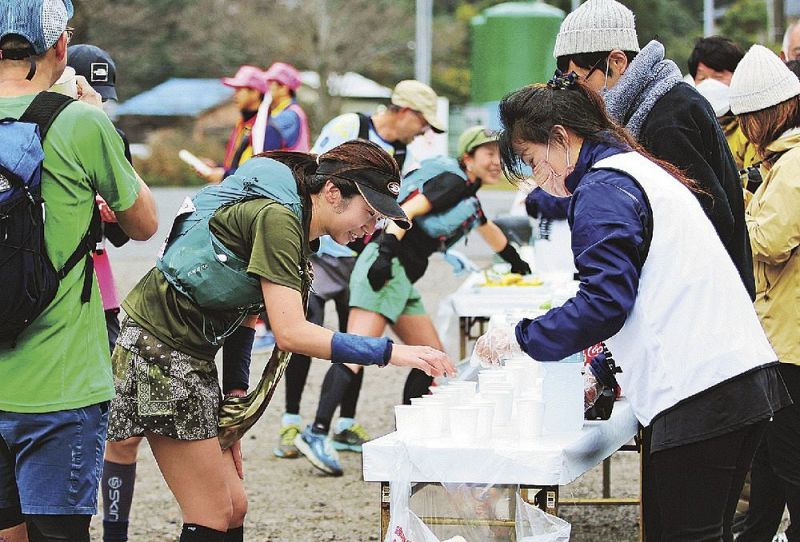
left=394, top=405, right=424, bottom=439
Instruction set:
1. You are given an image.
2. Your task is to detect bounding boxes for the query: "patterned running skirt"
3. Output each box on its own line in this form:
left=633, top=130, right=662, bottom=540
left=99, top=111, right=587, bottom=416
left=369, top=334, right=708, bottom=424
left=107, top=319, right=221, bottom=441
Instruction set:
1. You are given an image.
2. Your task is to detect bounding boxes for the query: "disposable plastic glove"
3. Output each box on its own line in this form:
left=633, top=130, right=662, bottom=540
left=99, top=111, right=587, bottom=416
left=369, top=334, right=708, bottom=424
left=470, top=326, right=523, bottom=367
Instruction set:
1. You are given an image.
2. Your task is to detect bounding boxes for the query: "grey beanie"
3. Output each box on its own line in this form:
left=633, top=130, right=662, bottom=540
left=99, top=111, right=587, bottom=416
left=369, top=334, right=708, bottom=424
left=553, top=0, right=640, bottom=59
left=729, top=44, right=800, bottom=115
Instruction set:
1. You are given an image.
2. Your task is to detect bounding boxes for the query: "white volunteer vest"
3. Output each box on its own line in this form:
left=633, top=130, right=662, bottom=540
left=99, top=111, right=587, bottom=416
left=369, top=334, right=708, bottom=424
left=594, top=152, right=776, bottom=426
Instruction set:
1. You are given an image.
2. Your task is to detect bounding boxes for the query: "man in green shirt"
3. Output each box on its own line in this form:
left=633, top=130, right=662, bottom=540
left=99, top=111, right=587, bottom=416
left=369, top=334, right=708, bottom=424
left=0, top=1, right=157, bottom=539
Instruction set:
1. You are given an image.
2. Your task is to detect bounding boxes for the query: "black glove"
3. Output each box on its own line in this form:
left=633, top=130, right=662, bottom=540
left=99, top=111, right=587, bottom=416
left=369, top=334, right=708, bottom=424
left=368, top=232, right=400, bottom=291
left=497, top=242, right=531, bottom=275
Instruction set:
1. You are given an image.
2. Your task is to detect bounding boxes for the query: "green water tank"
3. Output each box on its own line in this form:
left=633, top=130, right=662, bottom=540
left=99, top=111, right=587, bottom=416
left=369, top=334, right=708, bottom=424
left=470, top=1, right=565, bottom=103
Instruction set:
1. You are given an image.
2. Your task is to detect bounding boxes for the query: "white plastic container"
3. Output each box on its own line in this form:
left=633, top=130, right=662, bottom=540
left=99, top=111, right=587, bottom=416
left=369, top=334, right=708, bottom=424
left=537, top=361, right=584, bottom=434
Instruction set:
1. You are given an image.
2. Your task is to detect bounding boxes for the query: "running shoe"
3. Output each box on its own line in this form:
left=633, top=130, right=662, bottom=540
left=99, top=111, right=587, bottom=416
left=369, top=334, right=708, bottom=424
left=273, top=423, right=301, bottom=458
left=332, top=421, right=371, bottom=453
left=295, top=425, right=343, bottom=476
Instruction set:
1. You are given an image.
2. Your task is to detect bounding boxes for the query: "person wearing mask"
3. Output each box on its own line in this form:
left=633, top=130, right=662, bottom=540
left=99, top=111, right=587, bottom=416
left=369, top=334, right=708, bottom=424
left=106, top=141, right=454, bottom=541
left=295, top=126, right=531, bottom=476
left=729, top=45, right=800, bottom=542
left=0, top=1, right=158, bottom=539
left=195, top=65, right=268, bottom=184
left=553, top=0, right=755, bottom=302
left=272, top=80, right=445, bottom=460
left=473, top=76, right=789, bottom=542
left=688, top=36, right=758, bottom=174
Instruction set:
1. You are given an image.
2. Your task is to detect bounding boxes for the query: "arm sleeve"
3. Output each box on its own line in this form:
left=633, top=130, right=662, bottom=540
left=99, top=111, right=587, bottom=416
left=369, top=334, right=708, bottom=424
left=643, top=106, right=735, bottom=245
left=420, top=172, right=472, bottom=212
left=515, top=179, right=648, bottom=360
left=746, top=160, right=800, bottom=266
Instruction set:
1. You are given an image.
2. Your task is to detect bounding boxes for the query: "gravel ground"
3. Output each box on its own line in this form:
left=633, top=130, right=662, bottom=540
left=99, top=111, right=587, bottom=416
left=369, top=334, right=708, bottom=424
left=86, top=187, right=642, bottom=541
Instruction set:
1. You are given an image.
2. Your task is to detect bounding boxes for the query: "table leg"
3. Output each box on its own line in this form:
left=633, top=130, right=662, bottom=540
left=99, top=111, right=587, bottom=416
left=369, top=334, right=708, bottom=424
left=603, top=457, right=611, bottom=498
left=381, top=482, right=390, bottom=539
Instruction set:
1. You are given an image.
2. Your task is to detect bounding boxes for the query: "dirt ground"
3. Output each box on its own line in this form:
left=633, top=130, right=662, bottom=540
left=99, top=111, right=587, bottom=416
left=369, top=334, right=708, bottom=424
left=87, top=187, right=642, bottom=541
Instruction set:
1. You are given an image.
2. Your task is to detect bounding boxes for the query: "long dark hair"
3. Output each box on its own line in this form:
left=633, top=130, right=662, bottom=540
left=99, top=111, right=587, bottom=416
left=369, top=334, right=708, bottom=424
left=497, top=79, right=697, bottom=192
left=258, top=139, right=400, bottom=200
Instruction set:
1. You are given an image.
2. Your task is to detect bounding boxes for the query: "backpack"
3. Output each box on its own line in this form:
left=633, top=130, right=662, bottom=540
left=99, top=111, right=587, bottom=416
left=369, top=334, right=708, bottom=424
left=156, top=157, right=306, bottom=344
left=356, top=113, right=407, bottom=171
left=0, top=92, right=99, bottom=346
left=398, top=156, right=484, bottom=251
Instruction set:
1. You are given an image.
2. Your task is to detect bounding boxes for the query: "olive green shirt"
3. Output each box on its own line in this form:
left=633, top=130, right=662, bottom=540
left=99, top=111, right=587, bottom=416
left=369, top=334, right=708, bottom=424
left=123, top=199, right=312, bottom=361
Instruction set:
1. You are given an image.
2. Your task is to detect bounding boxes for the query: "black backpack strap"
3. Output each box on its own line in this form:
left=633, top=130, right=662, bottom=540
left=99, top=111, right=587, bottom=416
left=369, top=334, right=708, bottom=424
left=22, top=92, right=96, bottom=304
left=356, top=113, right=370, bottom=140
left=391, top=141, right=407, bottom=171
left=19, top=91, right=74, bottom=139
left=356, top=112, right=407, bottom=170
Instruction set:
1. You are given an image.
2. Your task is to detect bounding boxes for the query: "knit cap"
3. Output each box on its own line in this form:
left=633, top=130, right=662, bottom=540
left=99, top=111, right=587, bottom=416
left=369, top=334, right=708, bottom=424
left=729, top=44, right=800, bottom=115
left=553, top=0, right=640, bottom=59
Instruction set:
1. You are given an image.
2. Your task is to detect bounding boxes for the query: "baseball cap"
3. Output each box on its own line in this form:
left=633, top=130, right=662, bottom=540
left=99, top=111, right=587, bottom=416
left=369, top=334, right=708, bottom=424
left=457, top=126, right=498, bottom=156
left=264, top=62, right=302, bottom=91
left=391, top=80, right=446, bottom=134
left=0, top=0, right=73, bottom=57
left=222, top=65, right=268, bottom=94
left=68, top=44, right=117, bottom=101
left=316, top=160, right=411, bottom=229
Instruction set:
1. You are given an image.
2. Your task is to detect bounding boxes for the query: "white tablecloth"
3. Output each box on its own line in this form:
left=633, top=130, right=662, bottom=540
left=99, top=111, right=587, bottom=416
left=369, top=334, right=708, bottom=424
left=363, top=398, right=638, bottom=486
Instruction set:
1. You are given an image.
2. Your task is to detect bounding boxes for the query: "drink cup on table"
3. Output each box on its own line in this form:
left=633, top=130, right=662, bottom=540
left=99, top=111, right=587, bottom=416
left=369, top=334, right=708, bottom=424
left=394, top=404, right=424, bottom=440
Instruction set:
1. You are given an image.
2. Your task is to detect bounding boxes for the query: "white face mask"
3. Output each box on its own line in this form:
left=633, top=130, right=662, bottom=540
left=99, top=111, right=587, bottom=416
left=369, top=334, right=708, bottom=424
left=532, top=132, right=574, bottom=198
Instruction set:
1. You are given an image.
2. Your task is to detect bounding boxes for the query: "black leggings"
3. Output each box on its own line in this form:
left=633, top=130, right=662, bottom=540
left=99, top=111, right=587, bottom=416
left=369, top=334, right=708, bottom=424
left=642, top=420, right=768, bottom=542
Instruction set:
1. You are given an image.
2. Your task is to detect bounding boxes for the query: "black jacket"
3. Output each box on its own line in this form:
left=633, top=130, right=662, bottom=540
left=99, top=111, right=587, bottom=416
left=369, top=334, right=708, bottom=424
left=639, top=82, right=755, bottom=299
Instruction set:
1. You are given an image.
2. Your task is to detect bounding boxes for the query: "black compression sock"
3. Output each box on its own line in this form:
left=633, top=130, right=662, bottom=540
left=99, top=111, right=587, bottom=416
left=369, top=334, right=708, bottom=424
left=339, top=365, right=364, bottom=419
left=102, top=460, right=136, bottom=541
left=180, top=524, right=226, bottom=542
left=313, top=363, right=356, bottom=433
left=284, top=353, right=312, bottom=414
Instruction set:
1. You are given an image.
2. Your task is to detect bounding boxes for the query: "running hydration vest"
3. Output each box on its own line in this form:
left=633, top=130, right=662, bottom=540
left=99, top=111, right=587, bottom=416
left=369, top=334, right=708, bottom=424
left=398, top=156, right=483, bottom=251
left=156, top=158, right=304, bottom=314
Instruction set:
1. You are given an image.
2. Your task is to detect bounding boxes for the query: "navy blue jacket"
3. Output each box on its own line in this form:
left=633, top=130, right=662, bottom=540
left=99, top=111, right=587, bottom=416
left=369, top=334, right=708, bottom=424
left=515, top=140, right=651, bottom=361
left=525, top=187, right=569, bottom=220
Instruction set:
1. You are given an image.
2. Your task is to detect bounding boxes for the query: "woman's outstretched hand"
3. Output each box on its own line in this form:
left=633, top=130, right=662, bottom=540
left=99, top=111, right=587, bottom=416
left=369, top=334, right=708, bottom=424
left=389, top=344, right=455, bottom=377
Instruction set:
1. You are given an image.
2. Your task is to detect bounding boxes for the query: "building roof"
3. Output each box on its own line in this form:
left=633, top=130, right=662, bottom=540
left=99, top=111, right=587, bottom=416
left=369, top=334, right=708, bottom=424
left=115, top=78, right=234, bottom=117
left=116, top=72, right=392, bottom=117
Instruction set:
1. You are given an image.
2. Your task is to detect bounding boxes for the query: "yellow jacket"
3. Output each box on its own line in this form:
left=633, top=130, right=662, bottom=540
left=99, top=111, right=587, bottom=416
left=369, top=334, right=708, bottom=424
left=720, top=113, right=759, bottom=173
left=746, top=128, right=800, bottom=366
